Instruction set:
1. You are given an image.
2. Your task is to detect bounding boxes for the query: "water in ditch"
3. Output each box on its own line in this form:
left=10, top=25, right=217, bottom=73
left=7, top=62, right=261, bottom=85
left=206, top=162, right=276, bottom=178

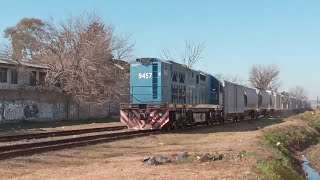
left=301, top=156, right=320, bottom=180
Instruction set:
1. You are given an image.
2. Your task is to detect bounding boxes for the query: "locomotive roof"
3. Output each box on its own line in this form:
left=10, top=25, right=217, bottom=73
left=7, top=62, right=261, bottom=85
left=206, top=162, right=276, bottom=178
left=135, top=57, right=211, bottom=74
left=135, top=57, right=171, bottom=64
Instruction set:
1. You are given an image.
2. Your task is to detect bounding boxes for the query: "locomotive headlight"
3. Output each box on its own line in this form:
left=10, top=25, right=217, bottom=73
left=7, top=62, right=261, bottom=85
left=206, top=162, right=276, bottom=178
left=159, top=112, right=163, bottom=117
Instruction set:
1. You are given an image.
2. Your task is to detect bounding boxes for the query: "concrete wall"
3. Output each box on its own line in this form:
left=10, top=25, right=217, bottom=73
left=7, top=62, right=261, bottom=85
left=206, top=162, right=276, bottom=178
left=0, top=89, right=120, bottom=124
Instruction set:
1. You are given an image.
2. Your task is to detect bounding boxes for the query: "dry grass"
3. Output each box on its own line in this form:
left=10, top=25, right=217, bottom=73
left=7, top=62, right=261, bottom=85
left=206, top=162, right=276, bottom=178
left=0, top=118, right=290, bottom=180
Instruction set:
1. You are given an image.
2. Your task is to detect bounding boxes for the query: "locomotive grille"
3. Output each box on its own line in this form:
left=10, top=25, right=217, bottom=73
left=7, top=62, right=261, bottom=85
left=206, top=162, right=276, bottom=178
left=152, top=63, right=158, bottom=99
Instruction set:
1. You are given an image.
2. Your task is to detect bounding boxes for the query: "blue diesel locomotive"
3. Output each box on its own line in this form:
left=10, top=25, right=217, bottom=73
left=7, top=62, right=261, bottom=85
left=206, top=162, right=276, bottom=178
left=120, top=58, right=310, bottom=130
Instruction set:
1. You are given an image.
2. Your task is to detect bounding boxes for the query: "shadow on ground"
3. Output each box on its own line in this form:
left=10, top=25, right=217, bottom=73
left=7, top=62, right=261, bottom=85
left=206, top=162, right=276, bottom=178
left=169, top=118, right=285, bottom=135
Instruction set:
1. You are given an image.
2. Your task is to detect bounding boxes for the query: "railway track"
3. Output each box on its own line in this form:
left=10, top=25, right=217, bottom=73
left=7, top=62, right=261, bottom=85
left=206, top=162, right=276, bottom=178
left=0, top=126, right=127, bottom=142
left=0, top=114, right=292, bottom=160
left=0, top=129, right=158, bottom=160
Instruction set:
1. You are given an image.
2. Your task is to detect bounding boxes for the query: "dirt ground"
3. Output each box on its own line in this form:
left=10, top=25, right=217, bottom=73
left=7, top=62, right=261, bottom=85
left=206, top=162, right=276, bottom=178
left=0, top=118, right=289, bottom=180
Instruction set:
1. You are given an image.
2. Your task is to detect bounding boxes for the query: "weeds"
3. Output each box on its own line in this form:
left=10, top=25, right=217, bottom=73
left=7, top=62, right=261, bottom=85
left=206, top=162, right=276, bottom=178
left=306, top=143, right=320, bottom=171
left=255, top=112, right=320, bottom=179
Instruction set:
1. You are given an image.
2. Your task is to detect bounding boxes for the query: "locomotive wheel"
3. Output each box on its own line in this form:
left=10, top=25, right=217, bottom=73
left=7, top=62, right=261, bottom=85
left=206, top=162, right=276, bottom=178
left=180, top=121, right=187, bottom=129
left=218, top=118, right=224, bottom=125
left=206, top=121, right=210, bottom=126
left=233, top=116, right=238, bottom=122
left=203, top=119, right=209, bottom=126
left=173, top=122, right=179, bottom=130
left=190, top=118, right=196, bottom=127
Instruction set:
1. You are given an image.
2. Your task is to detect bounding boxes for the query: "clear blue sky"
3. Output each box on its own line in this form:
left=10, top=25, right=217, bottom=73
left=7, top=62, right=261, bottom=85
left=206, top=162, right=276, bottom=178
left=1, top=0, right=320, bottom=99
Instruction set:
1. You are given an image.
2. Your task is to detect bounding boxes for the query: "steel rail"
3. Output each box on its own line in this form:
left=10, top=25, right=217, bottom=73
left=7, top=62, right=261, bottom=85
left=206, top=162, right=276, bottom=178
left=0, top=129, right=158, bottom=160
left=0, top=126, right=127, bottom=142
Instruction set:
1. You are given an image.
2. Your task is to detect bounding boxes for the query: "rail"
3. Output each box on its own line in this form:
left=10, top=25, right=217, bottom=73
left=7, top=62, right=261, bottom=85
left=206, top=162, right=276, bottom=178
left=0, top=126, right=127, bottom=142
left=0, top=129, right=158, bottom=160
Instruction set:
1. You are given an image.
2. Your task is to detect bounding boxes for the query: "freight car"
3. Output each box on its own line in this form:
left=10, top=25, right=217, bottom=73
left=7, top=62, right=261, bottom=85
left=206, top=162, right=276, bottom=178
left=120, top=58, right=310, bottom=130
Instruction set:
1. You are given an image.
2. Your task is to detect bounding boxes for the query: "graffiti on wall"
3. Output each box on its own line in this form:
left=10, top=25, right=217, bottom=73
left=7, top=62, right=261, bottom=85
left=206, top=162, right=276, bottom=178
left=0, top=102, right=4, bottom=120
left=0, top=100, right=24, bottom=122
left=0, top=100, right=66, bottom=123
left=52, top=103, right=65, bottom=120
left=24, top=104, right=39, bottom=119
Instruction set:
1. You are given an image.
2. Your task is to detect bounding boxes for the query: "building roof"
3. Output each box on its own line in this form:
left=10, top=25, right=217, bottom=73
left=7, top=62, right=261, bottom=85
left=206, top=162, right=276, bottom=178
left=0, top=59, right=48, bottom=69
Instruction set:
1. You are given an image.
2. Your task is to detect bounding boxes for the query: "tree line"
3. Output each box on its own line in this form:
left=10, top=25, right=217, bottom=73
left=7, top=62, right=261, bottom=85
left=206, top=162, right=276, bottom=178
left=0, top=12, right=307, bottom=105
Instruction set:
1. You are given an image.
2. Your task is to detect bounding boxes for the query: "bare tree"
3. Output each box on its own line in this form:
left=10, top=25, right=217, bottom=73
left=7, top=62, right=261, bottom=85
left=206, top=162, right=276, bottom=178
left=112, top=34, right=135, bottom=61
left=161, top=48, right=175, bottom=61
left=249, top=64, right=280, bottom=91
left=19, top=13, right=130, bottom=105
left=180, top=41, right=206, bottom=68
left=162, top=40, right=206, bottom=68
left=0, top=42, right=13, bottom=60
left=290, top=86, right=307, bottom=99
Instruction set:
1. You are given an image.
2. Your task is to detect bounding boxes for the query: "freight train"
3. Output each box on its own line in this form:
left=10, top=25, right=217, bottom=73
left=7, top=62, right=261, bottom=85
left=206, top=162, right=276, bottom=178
left=120, top=58, right=310, bottom=130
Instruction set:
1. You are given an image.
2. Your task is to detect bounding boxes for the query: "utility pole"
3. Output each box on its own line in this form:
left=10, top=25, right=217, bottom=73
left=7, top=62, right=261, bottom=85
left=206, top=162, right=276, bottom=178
left=317, top=96, right=319, bottom=108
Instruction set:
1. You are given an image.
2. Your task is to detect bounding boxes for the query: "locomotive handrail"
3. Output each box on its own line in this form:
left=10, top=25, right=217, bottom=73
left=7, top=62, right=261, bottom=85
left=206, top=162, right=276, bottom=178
left=130, top=94, right=163, bottom=103
left=130, top=85, right=168, bottom=87
left=130, top=86, right=169, bottom=103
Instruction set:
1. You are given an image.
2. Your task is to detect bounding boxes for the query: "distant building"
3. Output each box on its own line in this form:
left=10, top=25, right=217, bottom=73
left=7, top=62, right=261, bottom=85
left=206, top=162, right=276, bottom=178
left=0, top=59, right=48, bottom=91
